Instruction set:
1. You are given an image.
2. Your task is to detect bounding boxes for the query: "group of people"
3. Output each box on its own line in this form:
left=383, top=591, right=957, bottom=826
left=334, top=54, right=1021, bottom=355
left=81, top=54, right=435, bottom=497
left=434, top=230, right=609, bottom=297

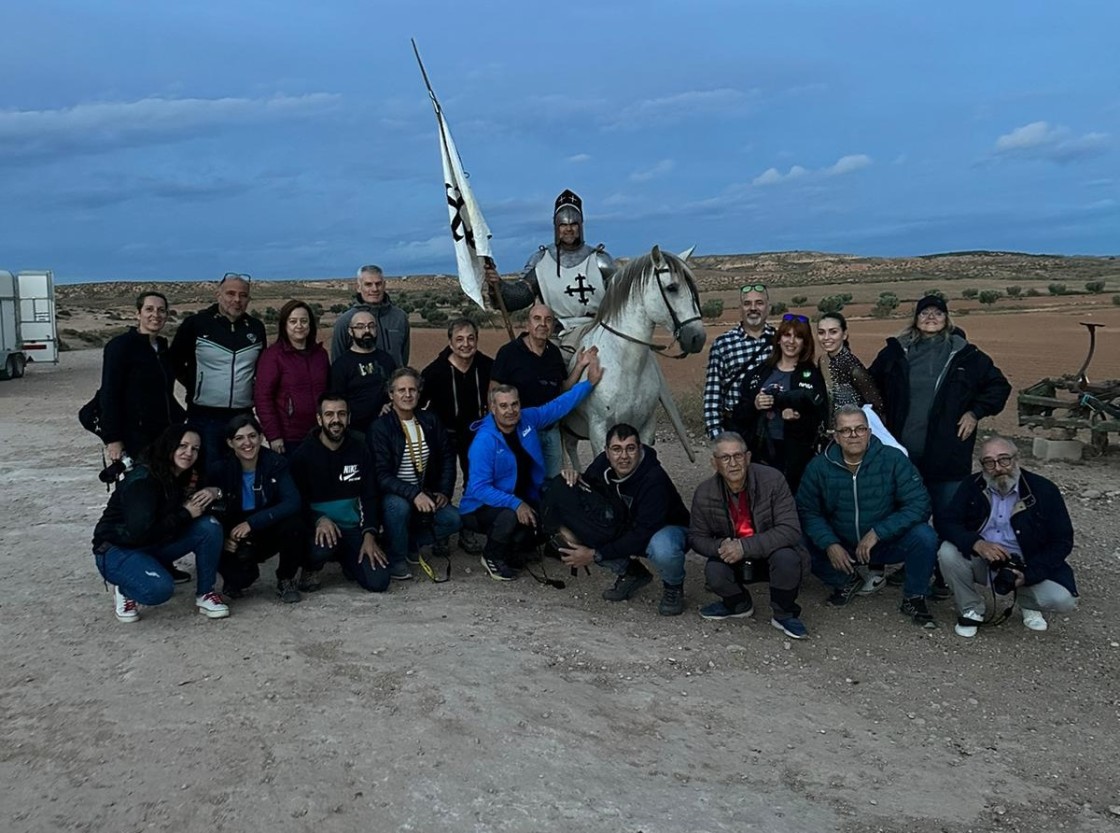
left=89, top=191, right=1080, bottom=643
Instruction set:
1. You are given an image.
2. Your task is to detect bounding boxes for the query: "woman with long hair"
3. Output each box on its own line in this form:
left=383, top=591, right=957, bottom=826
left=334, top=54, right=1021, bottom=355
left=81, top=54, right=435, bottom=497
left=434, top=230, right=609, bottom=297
left=815, top=312, right=883, bottom=413
left=91, top=424, right=229, bottom=623
left=208, top=414, right=305, bottom=603
left=731, top=314, right=828, bottom=492
left=253, top=299, right=329, bottom=457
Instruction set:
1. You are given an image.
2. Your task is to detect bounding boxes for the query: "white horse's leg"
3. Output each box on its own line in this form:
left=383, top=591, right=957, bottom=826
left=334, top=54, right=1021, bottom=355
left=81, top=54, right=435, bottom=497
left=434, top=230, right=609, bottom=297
left=563, top=430, right=582, bottom=472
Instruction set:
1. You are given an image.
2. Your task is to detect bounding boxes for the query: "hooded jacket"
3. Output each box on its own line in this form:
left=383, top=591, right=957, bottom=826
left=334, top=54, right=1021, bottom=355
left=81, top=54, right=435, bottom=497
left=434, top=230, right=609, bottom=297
left=289, top=429, right=380, bottom=533
left=419, top=346, right=494, bottom=438
left=331, top=294, right=410, bottom=367
left=253, top=339, right=330, bottom=445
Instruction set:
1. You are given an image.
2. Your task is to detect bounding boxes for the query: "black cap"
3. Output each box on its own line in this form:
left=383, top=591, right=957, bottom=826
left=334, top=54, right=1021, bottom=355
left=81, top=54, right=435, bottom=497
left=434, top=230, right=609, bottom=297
left=915, top=295, right=948, bottom=316
left=554, top=189, right=583, bottom=218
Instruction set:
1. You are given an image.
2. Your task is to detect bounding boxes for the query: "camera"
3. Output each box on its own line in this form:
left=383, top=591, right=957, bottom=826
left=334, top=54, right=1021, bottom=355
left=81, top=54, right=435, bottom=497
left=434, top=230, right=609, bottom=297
left=990, top=557, right=1025, bottom=596
left=206, top=499, right=228, bottom=518
left=764, top=383, right=783, bottom=396
left=98, top=454, right=134, bottom=484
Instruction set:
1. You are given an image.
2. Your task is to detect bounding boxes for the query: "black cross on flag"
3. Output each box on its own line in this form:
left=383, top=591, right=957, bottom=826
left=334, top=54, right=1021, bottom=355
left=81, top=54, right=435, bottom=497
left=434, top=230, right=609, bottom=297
left=564, top=273, right=596, bottom=305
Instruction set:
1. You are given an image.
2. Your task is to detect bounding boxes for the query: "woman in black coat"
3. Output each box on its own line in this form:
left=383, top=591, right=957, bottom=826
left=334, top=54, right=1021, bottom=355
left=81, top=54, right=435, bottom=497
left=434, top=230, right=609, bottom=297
left=731, top=314, right=828, bottom=493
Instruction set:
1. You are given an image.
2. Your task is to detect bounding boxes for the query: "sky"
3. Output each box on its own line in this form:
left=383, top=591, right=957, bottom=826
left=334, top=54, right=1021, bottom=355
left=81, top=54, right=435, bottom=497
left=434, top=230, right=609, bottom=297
left=1, top=0, right=1117, bottom=283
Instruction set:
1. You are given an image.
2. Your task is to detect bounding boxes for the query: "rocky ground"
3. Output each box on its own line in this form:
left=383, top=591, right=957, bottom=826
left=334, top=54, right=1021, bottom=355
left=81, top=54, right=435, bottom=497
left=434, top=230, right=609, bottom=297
left=2, top=350, right=1119, bottom=833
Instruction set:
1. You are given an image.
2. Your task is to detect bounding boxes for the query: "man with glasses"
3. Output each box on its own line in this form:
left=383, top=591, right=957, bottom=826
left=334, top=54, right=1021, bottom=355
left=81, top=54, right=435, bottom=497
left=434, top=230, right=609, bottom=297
left=329, top=310, right=398, bottom=435
left=702, top=283, right=776, bottom=438
left=797, top=406, right=939, bottom=625
left=689, top=431, right=810, bottom=638
left=553, top=423, right=691, bottom=616
left=936, top=437, right=1077, bottom=637
left=170, top=272, right=266, bottom=463
left=332, top=264, right=411, bottom=367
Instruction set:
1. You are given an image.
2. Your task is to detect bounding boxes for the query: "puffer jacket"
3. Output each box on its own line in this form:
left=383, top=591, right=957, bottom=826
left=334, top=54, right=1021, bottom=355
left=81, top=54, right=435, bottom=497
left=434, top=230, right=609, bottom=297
left=253, top=339, right=330, bottom=444
left=796, top=435, right=931, bottom=550
left=91, top=466, right=194, bottom=549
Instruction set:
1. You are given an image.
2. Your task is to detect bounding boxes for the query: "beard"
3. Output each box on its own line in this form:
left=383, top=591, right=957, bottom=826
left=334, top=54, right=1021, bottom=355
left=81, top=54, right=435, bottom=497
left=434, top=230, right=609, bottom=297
left=354, top=334, right=376, bottom=350
left=983, top=467, right=1019, bottom=495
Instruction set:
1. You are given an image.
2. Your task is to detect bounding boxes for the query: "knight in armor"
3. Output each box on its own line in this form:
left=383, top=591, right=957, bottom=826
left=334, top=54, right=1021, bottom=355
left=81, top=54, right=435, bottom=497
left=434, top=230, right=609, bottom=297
left=487, top=189, right=615, bottom=331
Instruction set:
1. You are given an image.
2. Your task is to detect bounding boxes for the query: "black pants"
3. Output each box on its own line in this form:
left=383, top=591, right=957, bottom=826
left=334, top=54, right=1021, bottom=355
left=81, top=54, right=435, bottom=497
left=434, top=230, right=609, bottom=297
left=218, top=514, right=305, bottom=591
left=449, top=428, right=472, bottom=493
left=705, top=546, right=808, bottom=619
left=462, top=504, right=540, bottom=564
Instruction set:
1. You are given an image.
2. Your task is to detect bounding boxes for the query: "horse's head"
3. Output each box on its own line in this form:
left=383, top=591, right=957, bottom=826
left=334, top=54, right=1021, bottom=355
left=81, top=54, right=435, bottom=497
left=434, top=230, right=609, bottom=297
left=647, top=245, right=707, bottom=354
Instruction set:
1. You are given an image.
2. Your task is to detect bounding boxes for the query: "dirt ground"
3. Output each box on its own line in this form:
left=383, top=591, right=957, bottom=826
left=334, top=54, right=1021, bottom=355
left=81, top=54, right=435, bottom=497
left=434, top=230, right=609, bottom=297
left=3, top=330, right=1120, bottom=833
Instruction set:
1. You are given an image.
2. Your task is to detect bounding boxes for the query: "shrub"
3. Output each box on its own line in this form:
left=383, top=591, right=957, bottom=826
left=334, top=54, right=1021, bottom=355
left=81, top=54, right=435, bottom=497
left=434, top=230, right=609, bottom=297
left=700, top=298, right=724, bottom=321
left=770, top=301, right=789, bottom=315
left=1113, top=294, right=1120, bottom=306
left=791, top=295, right=808, bottom=306
left=1085, top=280, right=1106, bottom=294
left=1005, top=286, right=1022, bottom=298
left=978, top=290, right=1001, bottom=305
left=871, top=292, right=899, bottom=318
left=961, top=288, right=979, bottom=300
left=329, top=303, right=349, bottom=314
left=925, top=288, right=946, bottom=300
left=1025, top=288, right=1041, bottom=297
left=816, top=295, right=845, bottom=314
left=1048, top=283, right=1067, bottom=296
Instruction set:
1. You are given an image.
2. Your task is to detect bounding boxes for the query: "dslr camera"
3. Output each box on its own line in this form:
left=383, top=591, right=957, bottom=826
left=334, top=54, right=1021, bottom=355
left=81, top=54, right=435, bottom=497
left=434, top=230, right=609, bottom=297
left=990, top=556, right=1025, bottom=596
left=99, top=453, right=134, bottom=484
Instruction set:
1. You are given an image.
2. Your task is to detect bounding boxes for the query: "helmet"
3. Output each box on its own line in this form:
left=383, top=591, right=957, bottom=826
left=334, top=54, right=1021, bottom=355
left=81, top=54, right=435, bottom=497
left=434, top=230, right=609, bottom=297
left=553, top=189, right=584, bottom=247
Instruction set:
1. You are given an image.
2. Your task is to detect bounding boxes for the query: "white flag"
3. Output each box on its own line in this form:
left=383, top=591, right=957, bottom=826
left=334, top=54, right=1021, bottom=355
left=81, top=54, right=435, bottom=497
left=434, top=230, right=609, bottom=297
left=435, top=109, right=492, bottom=308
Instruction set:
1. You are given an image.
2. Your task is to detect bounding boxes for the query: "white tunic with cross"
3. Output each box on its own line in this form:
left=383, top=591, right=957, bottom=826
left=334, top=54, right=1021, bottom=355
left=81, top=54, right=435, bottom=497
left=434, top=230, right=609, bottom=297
left=533, top=249, right=607, bottom=331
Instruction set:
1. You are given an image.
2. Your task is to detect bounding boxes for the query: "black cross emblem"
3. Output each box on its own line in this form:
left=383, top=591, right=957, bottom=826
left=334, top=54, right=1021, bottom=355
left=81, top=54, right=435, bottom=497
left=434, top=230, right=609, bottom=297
left=446, top=183, right=477, bottom=250
left=563, top=273, right=596, bottom=306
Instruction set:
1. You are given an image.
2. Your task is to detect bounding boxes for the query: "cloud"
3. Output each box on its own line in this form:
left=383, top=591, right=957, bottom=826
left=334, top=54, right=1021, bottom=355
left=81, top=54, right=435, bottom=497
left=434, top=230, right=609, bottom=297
left=0, top=93, right=341, bottom=162
left=567, top=153, right=592, bottom=163
left=607, top=87, right=756, bottom=129
left=993, top=121, right=1110, bottom=163
left=629, top=159, right=675, bottom=183
left=753, top=154, right=872, bottom=186
left=752, top=164, right=808, bottom=186
left=825, top=154, right=872, bottom=176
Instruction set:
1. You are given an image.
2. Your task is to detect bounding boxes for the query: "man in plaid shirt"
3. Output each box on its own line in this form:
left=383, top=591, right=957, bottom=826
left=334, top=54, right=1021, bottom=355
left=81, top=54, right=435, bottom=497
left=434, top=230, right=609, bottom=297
left=702, top=284, right=775, bottom=438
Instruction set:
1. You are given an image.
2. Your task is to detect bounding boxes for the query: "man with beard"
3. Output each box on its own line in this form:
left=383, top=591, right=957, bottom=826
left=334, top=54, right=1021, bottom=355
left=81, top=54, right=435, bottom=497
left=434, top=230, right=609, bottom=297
left=702, top=283, right=776, bottom=438
left=332, top=264, right=411, bottom=367
left=329, top=309, right=398, bottom=435
left=290, top=394, right=389, bottom=593
left=936, top=437, right=1077, bottom=637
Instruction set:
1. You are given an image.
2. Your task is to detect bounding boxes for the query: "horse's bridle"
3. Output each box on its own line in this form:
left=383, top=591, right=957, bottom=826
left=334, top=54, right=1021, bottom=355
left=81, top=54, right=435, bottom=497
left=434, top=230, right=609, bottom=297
left=598, top=262, right=702, bottom=359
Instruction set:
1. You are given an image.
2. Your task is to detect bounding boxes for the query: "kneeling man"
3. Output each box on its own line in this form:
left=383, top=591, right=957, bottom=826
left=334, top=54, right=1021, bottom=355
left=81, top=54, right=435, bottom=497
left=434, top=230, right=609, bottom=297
left=690, top=432, right=810, bottom=638
left=936, top=437, right=1077, bottom=637
left=555, top=423, right=690, bottom=616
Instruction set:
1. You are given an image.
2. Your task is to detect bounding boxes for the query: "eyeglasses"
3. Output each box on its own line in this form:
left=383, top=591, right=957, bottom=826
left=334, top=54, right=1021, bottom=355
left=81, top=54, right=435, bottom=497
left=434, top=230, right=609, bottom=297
left=783, top=313, right=809, bottom=324
left=835, top=425, right=870, bottom=438
left=979, top=454, right=1017, bottom=471
left=740, top=284, right=767, bottom=293
left=349, top=323, right=377, bottom=333
left=221, top=272, right=252, bottom=284
left=918, top=308, right=946, bottom=319
left=714, top=452, right=747, bottom=464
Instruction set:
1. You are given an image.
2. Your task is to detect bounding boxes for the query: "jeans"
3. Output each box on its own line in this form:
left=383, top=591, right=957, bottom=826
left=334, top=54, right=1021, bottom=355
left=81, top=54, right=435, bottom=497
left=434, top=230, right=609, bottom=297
left=218, top=514, right=305, bottom=591
left=705, top=545, right=808, bottom=618
left=381, top=494, right=462, bottom=568
left=938, top=541, right=1078, bottom=615
left=599, top=525, right=688, bottom=586
left=95, top=515, right=223, bottom=604
left=925, top=478, right=964, bottom=526
left=809, top=523, right=937, bottom=599
left=187, top=410, right=246, bottom=468
left=308, top=525, right=390, bottom=593
left=538, top=425, right=563, bottom=479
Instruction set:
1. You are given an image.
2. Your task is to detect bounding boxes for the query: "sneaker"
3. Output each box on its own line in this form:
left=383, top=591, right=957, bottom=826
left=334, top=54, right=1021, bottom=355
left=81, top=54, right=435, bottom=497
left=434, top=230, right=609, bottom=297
left=297, top=569, right=322, bottom=593
left=390, top=562, right=414, bottom=581
left=886, top=567, right=906, bottom=587
left=699, top=600, right=754, bottom=620
left=114, top=587, right=139, bottom=623
left=480, top=555, right=516, bottom=581
left=954, top=609, right=984, bottom=638
left=857, top=569, right=885, bottom=595
left=459, top=530, right=485, bottom=554
left=1021, top=607, right=1048, bottom=632
left=771, top=616, right=808, bottom=639
left=658, top=584, right=685, bottom=616
left=170, top=566, right=192, bottom=585
left=929, top=579, right=952, bottom=601
left=223, top=585, right=246, bottom=600
left=602, top=563, right=653, bottom=602
left=900, top=595, right=934, bottom=626
left=276, top=579, right=302, bottom=604
left=405, top=554, right=420, bottom=567
left=432, top=539, right=451, bottom=559
left=826, top=573, right=863, bottom=607
left=196, top=591, right=230, bottom=619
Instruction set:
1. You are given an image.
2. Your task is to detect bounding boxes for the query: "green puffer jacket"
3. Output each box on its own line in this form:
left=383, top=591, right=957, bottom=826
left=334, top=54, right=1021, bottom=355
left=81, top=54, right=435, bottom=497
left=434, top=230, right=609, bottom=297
left=795, top=435, right=930, bottom=550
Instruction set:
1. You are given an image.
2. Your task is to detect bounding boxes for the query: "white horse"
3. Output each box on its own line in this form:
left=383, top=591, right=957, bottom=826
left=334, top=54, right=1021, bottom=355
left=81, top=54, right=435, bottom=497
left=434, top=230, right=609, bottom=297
left=561, top=246, right=706, bottom=468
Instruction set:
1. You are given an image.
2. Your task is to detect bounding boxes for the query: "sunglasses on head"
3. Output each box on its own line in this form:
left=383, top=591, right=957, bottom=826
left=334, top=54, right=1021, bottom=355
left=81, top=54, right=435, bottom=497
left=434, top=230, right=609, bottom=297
left=740, top=283, right=767, bottom=293
left=783, top=313, right=809, bottom=323
left=220, top=272, right=252, bottom=284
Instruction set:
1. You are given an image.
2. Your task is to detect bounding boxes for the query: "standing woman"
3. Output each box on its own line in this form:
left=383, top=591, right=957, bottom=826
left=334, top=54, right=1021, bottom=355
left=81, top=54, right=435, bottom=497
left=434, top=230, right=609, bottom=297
left=254, top=299, right=329, bottom=457
left=98, top=291, right=185, bottom=463
left=91, top=425, right=229, bottom=623
left=731, top=314, right=828, bottom=493
left=869, top=295, right=1011, bottom=520
left=816, top=312, right=883, bottom=413
left=208, top=415, right=305, bottom=603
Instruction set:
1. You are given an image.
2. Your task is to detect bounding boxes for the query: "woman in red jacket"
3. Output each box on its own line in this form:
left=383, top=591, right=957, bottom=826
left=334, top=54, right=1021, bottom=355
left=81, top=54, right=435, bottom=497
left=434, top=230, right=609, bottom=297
left=254, top=299, right=329, bottom=457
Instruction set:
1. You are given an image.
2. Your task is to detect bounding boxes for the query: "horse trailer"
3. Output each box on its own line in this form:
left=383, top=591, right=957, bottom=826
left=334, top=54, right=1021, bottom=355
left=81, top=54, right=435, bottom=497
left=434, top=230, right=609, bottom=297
left=0, top=269, right=59, bottom=380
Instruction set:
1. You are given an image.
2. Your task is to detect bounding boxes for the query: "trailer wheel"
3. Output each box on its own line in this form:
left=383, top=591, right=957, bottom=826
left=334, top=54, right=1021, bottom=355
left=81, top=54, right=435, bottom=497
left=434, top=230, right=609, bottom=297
left=10, top=355, right=25, bottom=378
left=0, top=357, right=12, bottom=381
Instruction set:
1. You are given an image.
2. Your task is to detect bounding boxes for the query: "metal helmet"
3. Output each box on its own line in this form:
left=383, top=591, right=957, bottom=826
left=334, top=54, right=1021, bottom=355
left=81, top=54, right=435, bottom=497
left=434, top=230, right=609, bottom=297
left=553, top=189, right=584, bottom=247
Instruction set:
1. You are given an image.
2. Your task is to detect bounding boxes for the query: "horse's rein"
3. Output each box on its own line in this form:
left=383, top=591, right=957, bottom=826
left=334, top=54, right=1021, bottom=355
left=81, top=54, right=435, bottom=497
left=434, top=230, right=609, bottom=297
left=597, top=264, right=700, bottom=360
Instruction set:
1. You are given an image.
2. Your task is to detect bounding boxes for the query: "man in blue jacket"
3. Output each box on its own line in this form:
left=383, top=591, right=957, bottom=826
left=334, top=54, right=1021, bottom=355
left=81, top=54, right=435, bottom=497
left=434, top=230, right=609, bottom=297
left=796, top=405, right=938, bottom=625
left=936, top=437, right=1077, bottom=637
left=460, top=352, right=603, bottom=580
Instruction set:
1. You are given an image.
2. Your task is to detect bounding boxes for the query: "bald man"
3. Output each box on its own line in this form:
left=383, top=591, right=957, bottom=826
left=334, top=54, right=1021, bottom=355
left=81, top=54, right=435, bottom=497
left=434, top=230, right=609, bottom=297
left=936, top=436, right=1078, bottom=637
left=490, top=303, right=597, bottom=477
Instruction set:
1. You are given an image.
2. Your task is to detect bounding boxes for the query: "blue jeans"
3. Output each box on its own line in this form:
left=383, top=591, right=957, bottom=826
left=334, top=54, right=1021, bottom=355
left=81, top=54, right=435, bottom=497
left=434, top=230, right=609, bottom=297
left=809, top=523, right=937, bottom=599
left=308, top=525, right=390, bottom=593
left=925, top=478, right=964, bottom=526
left=599, top=525, right=687, bottom=586
left=381, top=494, right=462, bottom=568
left=95, top=515, right=223, bottom=604
left=186, top=411, right=244, bottom=468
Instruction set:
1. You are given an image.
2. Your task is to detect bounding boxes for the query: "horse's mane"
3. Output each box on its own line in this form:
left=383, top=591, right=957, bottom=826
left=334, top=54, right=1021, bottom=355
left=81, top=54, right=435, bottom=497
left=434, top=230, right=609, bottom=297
left=594, top=250, right=700, bottom=325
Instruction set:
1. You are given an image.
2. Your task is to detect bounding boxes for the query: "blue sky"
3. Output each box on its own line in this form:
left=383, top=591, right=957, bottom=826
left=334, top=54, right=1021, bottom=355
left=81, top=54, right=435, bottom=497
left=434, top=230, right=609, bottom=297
left=1, top=0, right=1116, bottom=283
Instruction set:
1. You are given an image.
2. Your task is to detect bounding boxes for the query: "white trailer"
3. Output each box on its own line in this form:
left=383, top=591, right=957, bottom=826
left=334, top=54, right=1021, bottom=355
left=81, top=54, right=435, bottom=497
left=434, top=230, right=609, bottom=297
left=0, top=268, right=59, bottom=379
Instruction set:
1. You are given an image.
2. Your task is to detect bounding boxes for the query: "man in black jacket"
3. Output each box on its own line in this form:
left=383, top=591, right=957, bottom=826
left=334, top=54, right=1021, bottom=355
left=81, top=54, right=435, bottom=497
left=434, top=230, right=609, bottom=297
left=554, top=423, right=690, bottom=616
left=169, top=273, right=266, bottom=464
left=369, top=368, right=461, bottom=581
left=936, top=437, right=1077, bottom=637
left=290, top=393, right=389, bottom=593
left=329, top=309, right=398, bottom=436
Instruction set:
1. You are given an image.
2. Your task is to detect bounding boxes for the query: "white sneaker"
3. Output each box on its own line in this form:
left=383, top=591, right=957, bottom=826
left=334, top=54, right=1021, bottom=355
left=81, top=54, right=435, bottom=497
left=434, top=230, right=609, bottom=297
left=857, top=569, right=886, bottom=595
left=1021, top=607, right=1047, bottom=631
left=114, top=587, right=139, bottom=623
left=953, top=608, right=983, bottom=638
left=196, top=591, right=230, bottom=619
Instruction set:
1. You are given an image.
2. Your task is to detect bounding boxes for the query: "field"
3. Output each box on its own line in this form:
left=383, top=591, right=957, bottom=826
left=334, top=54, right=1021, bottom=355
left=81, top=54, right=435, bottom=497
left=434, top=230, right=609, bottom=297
left=3, top=250, right=1119, bottom=833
